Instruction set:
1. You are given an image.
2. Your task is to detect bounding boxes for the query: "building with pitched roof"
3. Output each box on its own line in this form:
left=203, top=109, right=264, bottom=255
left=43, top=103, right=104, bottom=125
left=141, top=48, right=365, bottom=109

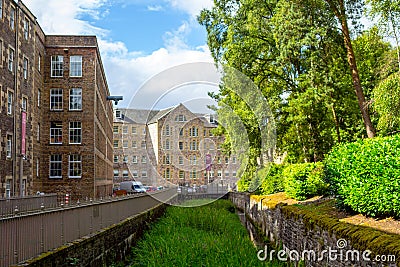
left=113, top=104, right=239, bottom=189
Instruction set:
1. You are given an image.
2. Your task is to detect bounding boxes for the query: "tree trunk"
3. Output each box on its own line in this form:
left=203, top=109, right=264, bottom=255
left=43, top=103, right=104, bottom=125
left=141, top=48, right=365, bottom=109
left=339, top=9, right=376, bottom=138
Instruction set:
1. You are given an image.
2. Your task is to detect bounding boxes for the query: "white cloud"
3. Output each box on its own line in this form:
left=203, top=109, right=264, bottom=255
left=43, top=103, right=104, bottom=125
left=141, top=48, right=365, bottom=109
left=147, top=5, right=163, bottom=12
left=22, top=0, right=215, bottom=109
left=166, top=0, right=214, bottom=17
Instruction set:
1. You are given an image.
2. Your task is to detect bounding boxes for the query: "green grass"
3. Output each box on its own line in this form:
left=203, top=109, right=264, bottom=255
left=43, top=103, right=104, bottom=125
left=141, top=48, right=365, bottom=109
left=129, top=200, right=285, bottom=267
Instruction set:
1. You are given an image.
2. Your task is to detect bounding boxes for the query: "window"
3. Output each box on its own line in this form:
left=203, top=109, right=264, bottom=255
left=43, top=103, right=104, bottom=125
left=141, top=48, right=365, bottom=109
left=132, top=127, right=137, bottom=134
left=37, top=124, right=40, bottom=141
left=0, top=40, right=3, bottom=66
left=179, top=142, right=183, bottom=150
left=70, top=56, right=82, bottom=77
left=50, top=154, right=62, bottom=178
left=23, top=57, right=28, bottom=79
left=164, top=139, right=170, bottom=150
left=115, top=110, right=121, bottom=118
left=141, top=156, right=147, bottom=164
left=123, top=126, right=128, bottom=134
left=38, top=54, right=41, bottom=72
left=190, top=127, right=198, bottom=137
left=37, top=90, right=41, bottom=107
left=132, top=171, right=138, bottom=178
left=113, top=126, right=119, bottom=134
left=225, top=172, right=230, bottom=178
left=132, top=141, right=137, bottom=148
left=123, top=156, right=128, bottom=163
left=113, top=170, right=119, bottom=178
left=10, top=6, right=15, bottom=30
left=23, top=18, right=29, bottom=40
left=179, top=156, right=184, bottom=165
left=113, top=156, right=118, bottom=163
left=191, top=156, right=197, bottom=165
left=69, top=155, right=82, bottom=178
left=0, top=0, right=2, bottom=19
left=6, top=135, right=12, bottom=158
left=179, top=128, right=183, bottom=136
left=69, top=122, right=82, bottom=144
left=142, top=128, right=146, bottom=135
left=51, top=56, right=63, bottom=77
left=113, top=140, right=119, bottom=148
left=7, top=91, right=13, bottom=115
left=123, top=170, right=129, bottom=178
left=190, top=170, right=197, bottom=179
left=50, top=89, right=63, bottom=110
left=232, top=157, right=237, bottom=164
left=190, top=141, right=198, bottom=151
left=50, top=122, right=62, bottom=144
left=218, top=170, right=222, bottom=178
left=132, top=155, right=138, bottom=163
left=179, top=171, right=185, bottom=179
left=233, top=171, right=237, bottom=177
left=22, top=97, right=27, bottom=111
left=164, top=168, right=170, bottom=180
left=141, top=171, right=147, bottom=178
left=175, top=115, right=186, bottom=122
left=36, top=158, right=39, bottom=177
left=123, top=140, right=128, bottom=148
left=163, top=154, right=171, bottom=165
left=225, top=157, right=229, bottom=164
left=69, top=88, right=82, bottom=110
left=164, top=125, right=170, bottom=136
left=141, top=141, right=146, bottom=149
left=8, top=47, right=14, bottom=71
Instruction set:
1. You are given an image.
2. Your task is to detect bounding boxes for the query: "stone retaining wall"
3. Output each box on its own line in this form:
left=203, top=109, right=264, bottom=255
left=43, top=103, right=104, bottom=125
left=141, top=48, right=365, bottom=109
left=229, top=192, right=399, bottom=267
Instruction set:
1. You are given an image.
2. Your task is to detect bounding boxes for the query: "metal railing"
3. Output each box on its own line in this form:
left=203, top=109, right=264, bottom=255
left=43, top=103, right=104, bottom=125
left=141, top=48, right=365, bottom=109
left=0, top=194, right=58, bottom=218
left=0, top=189, right=176, bottom=267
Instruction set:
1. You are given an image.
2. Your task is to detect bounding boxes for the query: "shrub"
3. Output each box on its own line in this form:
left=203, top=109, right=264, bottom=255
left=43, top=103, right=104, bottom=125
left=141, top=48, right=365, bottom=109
left=324, top=134, right=400, bottom=217
left=283, top=162, right=328, bottom=201
left=259, top=163, right=285, bottom=195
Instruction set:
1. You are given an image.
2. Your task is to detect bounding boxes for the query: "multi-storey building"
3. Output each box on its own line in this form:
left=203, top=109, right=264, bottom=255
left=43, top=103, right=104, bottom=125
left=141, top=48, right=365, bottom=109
left=0, top=0, right=114, bottom=199
left=113, top=104, right=239, bottom=189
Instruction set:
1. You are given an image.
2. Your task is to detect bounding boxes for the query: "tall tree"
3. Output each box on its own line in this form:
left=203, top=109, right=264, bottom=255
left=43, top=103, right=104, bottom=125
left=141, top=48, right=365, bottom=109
left=367, top=0, right=400, bottom=72
left=324, top=0, right=376, bottom=138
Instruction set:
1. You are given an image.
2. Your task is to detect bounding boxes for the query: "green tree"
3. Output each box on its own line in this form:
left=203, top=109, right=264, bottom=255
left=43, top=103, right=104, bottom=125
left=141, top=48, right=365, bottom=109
left=367, top=0, right=400, bottom=71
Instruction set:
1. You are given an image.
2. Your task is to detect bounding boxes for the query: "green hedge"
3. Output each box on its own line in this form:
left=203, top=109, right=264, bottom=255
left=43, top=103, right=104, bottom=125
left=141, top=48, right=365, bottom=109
left=283, top=162, right=327, bottom=200
left=259, top=163, right=285, bottom=195
left=324, top=134, right=400, bottom=217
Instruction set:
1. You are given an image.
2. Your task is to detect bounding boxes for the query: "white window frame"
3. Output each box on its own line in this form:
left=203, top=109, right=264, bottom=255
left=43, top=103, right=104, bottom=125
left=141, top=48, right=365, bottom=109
left=10, top=6, right=15, bottom=30
left=37, top=90, right=41, bottom=107
left=141, top=155, right=147, bottom=164
left=113, top=140, right=119, bottom=148
left=50, top=122, right=63, bottom=144
left=7, top=91, right=13, bottom=115
left=49, top=154, right=62, bottom=178
left=8, top=47, right=14, bottom=72
left=6, top=135, right=12, bottom=158
left=51, top=55, right=63, bottom=77
left=123, top=140, right=128, bottom=148
left=132, top=155, right=138, bottom=164
left=113, top=170, right=119, bottom=178
left=179, top=156, right=183, bottom=165
left=113, top=126, right=119, bottom=134
left=122, top=170, right=129, bottom=178
left=141, top=141, right=146, bottom=149
left=69, top=122, right=82, bottom=144
left=113, top=155, right=118, bottom=163
left=132, top=126, right=137, bottom=134
left=69, top=88, right=82, bottom=110
left=22, top=97, right=27, bottom=112
left=123, top=155, right=128, bottom=163
left=132, top=171, right=138, bottom=178
left=69, top=55, right=82, bottom=77
left=68, top=154, right=82, bottom=178
left=23, top=18, right=29, bottom=40
left=50, top=88, right=63, bottom=111
left=141, top=171, right=147, bottom=178
left=132, top=141, right=137, bottom=148
left=23, top=57, right=28, bottom=79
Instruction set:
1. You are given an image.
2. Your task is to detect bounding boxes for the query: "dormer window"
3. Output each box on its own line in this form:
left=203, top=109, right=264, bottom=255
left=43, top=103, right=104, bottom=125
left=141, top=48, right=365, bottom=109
left=115, top=110, right=121, bottom=119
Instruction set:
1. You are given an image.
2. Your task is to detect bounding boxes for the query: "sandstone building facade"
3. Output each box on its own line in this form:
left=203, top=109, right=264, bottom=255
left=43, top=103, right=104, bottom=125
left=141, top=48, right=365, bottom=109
left=0, top=0, right=114, bottom=199
left=113, top=104, right=239, bottom=189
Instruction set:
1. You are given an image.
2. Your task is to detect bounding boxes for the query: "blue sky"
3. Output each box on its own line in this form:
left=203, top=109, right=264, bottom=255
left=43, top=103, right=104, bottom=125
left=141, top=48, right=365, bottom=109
left=23, top=0, right=219, bottom=112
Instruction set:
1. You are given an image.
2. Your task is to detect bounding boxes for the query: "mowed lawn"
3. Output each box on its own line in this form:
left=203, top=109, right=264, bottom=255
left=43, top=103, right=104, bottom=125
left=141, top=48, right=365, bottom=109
left=129, top=199, right=284, bottom=267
